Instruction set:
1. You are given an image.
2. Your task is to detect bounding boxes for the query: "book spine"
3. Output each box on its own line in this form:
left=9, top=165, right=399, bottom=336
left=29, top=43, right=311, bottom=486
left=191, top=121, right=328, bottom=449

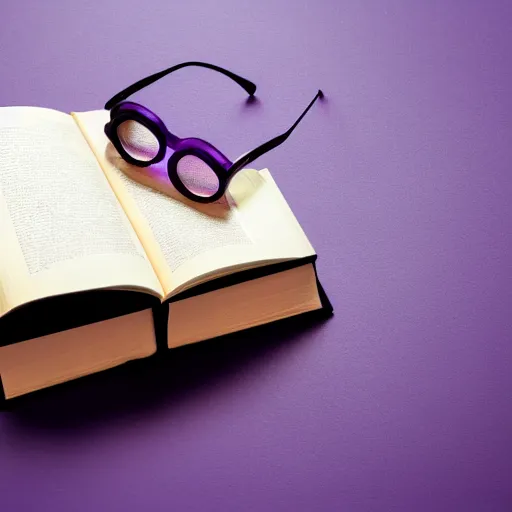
left=153, top=303, right=169, bottom=354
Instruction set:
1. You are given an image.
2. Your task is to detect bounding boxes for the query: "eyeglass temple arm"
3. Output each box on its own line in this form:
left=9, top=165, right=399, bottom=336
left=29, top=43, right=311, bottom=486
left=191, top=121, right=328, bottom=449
left=228, top=90, right=324, bottom=174
left=104, top=61, right=257, bottom=110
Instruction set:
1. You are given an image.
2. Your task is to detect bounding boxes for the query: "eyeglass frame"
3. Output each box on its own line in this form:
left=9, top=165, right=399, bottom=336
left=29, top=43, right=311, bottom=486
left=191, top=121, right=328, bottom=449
left=104, top=61, right=323, bottom=203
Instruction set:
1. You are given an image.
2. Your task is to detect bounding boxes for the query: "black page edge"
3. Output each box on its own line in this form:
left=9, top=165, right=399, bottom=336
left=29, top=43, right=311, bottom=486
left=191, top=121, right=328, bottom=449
left=168, top=255, right=318, bottom=303
left=0, top=290, right=160, bottom=348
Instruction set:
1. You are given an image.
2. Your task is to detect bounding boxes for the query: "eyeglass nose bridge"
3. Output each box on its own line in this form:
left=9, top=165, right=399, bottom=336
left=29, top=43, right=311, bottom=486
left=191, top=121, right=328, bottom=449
left=165, top=130, right=181, bottom=150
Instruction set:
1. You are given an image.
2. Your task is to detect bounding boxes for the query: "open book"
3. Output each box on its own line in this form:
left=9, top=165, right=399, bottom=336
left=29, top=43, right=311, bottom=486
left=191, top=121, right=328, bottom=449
left=0, top=107, right=331, bottom=401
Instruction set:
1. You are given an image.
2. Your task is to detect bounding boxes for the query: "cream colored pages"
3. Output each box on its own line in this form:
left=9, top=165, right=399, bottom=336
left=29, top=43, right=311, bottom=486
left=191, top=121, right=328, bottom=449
left=168, top=264, right=322, bottom=347
left=0, top=107, right=163, bottom=317
left=0, top=309, right=156, bottom=399
left=73, top=110, right=315, bottom=298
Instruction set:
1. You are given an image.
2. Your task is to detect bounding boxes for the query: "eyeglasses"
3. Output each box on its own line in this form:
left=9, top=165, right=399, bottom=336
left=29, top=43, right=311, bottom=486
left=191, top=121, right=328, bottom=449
left=104, top=61, right=323, bottom=203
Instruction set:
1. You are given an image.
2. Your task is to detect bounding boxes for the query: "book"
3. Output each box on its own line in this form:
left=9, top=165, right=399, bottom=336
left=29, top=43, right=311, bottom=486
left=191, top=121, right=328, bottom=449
left=0, top=106, right=332, bottom=402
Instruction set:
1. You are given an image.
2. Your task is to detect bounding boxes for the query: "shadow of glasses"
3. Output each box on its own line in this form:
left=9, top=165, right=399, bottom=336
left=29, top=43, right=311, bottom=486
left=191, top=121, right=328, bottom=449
left=104, top=142, right=266, bottom=219
left=105, top=142, right=234, bottom=220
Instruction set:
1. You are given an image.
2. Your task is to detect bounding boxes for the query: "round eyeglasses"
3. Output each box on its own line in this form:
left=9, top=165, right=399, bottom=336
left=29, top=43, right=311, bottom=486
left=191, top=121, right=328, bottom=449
left=104, top=61, right=323, bottom=203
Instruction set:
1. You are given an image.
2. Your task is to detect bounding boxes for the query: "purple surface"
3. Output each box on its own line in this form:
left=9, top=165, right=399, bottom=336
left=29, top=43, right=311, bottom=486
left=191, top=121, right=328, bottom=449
left=1, top=1, right=512, bottom=510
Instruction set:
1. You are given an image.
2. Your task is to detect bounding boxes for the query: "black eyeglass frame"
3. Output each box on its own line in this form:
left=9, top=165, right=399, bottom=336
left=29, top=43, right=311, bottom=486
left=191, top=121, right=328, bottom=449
left=104, top=61, right=323, bottom=203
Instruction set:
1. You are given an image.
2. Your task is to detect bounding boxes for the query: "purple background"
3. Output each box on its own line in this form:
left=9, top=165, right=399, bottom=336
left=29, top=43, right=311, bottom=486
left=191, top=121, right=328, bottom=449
left=1, top=1, right=512, bottom=510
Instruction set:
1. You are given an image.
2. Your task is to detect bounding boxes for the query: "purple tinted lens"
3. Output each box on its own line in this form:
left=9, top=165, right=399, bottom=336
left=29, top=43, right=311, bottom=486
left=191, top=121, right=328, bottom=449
left=117, top=120, right=160, bottom=162
left=176, top=155, right=220, bottom=197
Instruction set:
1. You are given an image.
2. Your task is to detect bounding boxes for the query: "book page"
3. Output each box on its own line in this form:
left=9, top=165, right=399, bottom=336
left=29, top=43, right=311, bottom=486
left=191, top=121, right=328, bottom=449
left=0, top=107, right=163, bottom=316
left=73, top=110, right=315, bottom=298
